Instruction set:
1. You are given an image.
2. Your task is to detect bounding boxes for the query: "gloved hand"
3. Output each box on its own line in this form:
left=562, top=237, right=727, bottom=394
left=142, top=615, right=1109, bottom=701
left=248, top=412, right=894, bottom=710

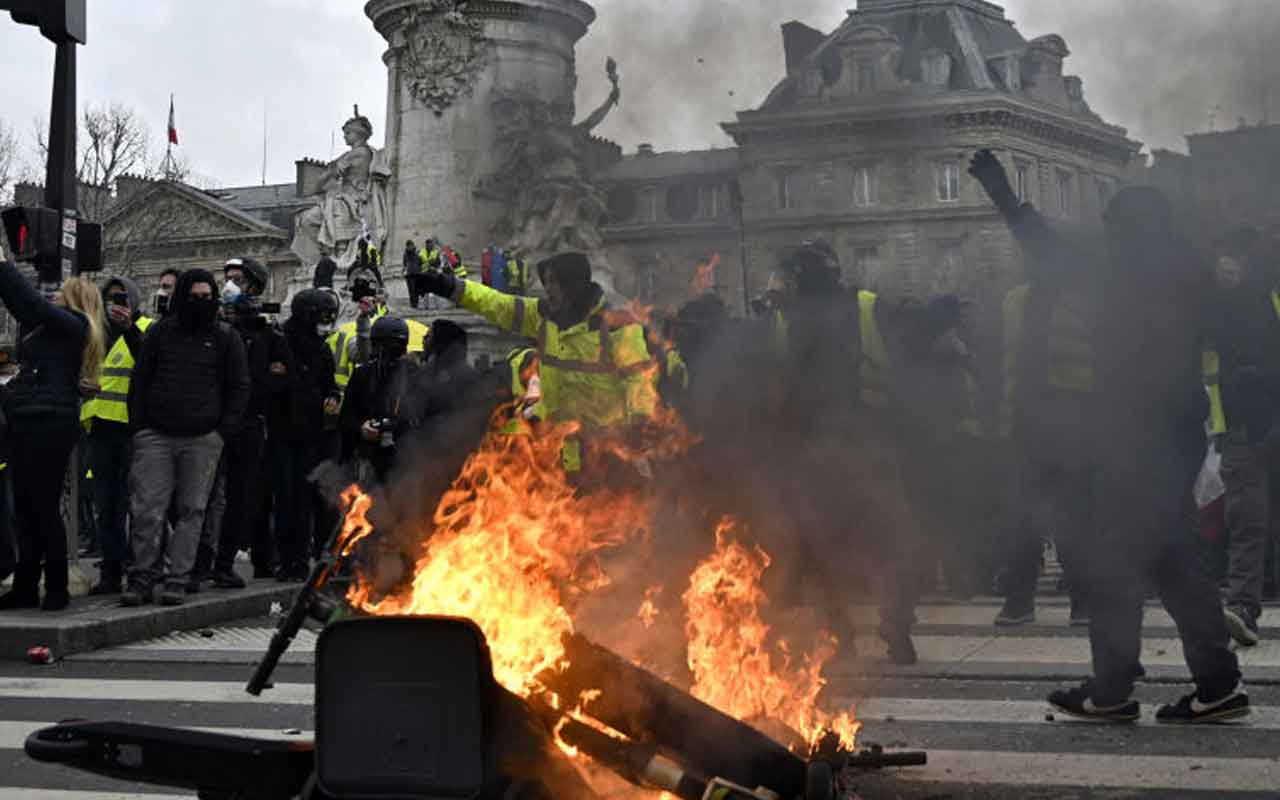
left=969, top=149, right=1019, bottom=216
left=418, top=269, right=459, bottom=300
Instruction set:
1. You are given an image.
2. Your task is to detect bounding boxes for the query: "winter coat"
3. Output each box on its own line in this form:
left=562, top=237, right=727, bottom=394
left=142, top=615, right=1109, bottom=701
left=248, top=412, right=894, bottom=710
left=0, top=258, right=89, bottom=433
left=275, top=316, right=339, bottom=441
left=128, top=271, right=250, bottom=439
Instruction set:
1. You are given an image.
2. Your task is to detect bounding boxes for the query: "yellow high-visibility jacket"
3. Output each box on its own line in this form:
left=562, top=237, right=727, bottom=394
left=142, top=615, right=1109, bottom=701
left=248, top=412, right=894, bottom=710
left=999, top=284, right=1096, bottom=438
left=81, top=316, right=155, bottom=425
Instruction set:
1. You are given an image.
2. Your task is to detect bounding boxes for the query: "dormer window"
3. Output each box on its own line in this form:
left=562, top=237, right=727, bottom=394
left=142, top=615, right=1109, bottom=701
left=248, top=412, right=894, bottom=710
left=857, top=62, right=878, bottom=93
left=921, top=50, right=951, bottom=89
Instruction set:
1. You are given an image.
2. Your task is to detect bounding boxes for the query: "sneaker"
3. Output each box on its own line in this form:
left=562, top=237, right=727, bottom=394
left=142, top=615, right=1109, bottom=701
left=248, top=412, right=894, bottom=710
left=120, top=584, right=152, bottom=607
left=1048, top=681, right=1140, bottom=723
left=1224, top=606, right=1260, bottom=648
left=994, top=600, right=1035, bottom=627
left=159, top=583, right=186, bottom=607
left=212, top=570, right=247, bottom=589
left=1156, top=684, right=1250, bottom=724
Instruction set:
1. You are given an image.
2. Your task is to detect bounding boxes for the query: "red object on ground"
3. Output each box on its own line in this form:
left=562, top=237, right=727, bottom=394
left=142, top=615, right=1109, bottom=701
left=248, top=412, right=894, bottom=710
left=27, top=646, right=54, bottom=665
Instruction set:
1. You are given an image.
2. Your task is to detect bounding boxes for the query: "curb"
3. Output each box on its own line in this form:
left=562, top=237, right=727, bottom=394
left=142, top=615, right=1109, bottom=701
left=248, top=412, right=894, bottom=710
left=0, top=580, right=298, bottom=661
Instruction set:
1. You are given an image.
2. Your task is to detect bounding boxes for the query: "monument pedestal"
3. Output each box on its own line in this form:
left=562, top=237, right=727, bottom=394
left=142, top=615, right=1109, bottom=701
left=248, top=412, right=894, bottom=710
left=367, top=0, right=597, bottom=266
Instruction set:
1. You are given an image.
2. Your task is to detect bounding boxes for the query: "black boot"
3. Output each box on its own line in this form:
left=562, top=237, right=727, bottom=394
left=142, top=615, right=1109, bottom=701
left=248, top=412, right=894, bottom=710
left=41, top=560, right=70, bottom=611
left=0, top=563, right=41, bottom=610
left=89, top=561, right=123, bottom=596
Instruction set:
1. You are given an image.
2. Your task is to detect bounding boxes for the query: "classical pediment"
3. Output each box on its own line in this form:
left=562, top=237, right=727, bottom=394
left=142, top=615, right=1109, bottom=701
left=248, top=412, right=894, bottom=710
left=103, top=181, right=287, bottom=247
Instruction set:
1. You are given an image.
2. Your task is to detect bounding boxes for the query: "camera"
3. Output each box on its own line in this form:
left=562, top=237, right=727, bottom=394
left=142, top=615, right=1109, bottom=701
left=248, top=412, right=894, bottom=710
left=225, top=296, right=282, bottom=318
left=350, top=277, right=379, bottom=303
left=371, top=417, right=397, bottom=448
left=154, top=294, right=170, bottom=316
left=109, top=294, right=129, bottom=308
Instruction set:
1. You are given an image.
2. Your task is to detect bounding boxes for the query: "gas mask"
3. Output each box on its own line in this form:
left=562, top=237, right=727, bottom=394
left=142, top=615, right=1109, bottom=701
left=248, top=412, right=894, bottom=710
left=316, top=321, right=336, bottom=337
left=221, top=280, right=243, bottom=304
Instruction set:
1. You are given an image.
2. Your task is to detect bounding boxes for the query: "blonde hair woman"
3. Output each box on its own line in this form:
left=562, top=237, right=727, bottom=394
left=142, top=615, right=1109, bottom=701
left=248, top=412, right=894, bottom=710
left=0, top=258, right=106, bottom=611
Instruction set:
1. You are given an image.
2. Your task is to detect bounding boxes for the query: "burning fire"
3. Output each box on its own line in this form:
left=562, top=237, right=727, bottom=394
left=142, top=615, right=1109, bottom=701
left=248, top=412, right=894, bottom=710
left=637, top=585, right=662, bottom=629
left=684, top=519, right=861, bottom=751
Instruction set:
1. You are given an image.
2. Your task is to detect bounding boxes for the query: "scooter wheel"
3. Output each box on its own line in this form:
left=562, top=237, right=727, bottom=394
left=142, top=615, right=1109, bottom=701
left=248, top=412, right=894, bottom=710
left=805, top=759, right=836, bottom=800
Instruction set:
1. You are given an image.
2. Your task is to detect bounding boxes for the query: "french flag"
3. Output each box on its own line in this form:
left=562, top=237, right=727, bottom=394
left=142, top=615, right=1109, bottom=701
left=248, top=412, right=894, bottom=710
left=167, top=95, right=179, bottom=146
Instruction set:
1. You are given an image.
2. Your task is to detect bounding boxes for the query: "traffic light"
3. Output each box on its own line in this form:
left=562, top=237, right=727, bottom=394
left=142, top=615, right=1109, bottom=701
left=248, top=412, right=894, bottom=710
left=1, top=0, right=86, bottom=44
left=2, top=207, right=60, bottom=264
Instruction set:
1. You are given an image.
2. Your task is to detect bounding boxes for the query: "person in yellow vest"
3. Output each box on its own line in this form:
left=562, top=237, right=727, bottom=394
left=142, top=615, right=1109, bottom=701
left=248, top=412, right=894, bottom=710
left=80, top=277, right=153, bottom=595
left=416, top=251, right=659, bottom=479
left=507, top=248, right=531, bottom=296
left=761, top=240, right=923, bottom=665
left=993, top=281, right=1094, bottom=629
left=1202, top=225, right=1280, bottom=648
left=327, top=276, right=429, bottom=399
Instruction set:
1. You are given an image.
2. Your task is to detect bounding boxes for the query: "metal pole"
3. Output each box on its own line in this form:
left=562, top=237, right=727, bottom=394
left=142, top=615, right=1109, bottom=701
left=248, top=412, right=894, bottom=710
left=44, top=39, right=78, bottom=280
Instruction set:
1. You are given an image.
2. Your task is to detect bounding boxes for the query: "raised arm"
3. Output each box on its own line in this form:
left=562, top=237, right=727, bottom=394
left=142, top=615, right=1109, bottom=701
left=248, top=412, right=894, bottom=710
left=0, top=257, right=88, bottom=338
left=969, top=150, right=1076, bottom=284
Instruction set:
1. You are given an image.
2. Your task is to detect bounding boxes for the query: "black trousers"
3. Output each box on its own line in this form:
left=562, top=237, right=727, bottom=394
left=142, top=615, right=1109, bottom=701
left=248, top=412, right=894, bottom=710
left=0, top=468, right=15, bottom=578
left=9, top=426, right=78, bottom=572
left=217, top=421, right=269, bottom=574
left=88, top=421, right=132, bottom=566
left=1074, top=450, right=1240, bottom=704
left=1000, top=453, right=1089, bottom=609
left=272, top=437, right=324, bottom=570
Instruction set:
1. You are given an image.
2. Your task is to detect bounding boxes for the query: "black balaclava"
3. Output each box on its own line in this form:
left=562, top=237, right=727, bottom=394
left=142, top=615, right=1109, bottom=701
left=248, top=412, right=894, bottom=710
left=175, top=268, right=219, bottom=332
left=430, top=319, right=468, bottom=370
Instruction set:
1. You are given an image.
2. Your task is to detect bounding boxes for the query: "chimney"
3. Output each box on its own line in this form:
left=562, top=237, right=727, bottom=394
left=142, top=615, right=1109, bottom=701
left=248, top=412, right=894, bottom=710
left=781, top=21, right=826, bottom=76
left=296, top=158, right=328, bottom=196
left=637, top=144, right=656, bottom=158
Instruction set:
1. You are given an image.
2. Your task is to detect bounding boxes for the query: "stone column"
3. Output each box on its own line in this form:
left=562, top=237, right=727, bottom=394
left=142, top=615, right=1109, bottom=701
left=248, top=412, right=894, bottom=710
left=366, top=0, right=597, bottom=266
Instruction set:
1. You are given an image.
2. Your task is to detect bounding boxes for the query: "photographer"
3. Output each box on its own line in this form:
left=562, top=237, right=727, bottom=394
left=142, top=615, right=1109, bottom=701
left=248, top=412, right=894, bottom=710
left=200, top=257, right=290, bottom=589
left=329, top=274, right=428, bottom=395
left=80, top=277, right=153, bottom=595
left=272, top=289, right=341, bottom=580
left=340, top=316, right=420, bottom=484
left=0, top=257, right=107, bottom=612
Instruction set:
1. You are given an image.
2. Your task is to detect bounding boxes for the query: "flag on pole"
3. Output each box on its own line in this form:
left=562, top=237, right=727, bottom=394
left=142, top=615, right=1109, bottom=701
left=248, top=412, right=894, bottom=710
left=167, top=95, right=179, bottom=145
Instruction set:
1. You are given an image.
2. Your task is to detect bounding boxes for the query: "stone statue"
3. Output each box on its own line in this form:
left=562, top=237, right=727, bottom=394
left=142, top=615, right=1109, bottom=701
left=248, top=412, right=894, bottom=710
left=477, top=58, right=621, bottom=267
left=292, top=106, right=391, bottom=269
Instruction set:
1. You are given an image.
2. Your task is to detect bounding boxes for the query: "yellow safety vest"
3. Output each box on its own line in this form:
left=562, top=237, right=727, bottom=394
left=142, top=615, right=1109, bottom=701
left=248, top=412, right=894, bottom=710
left=767, top=292, right=887, bottom=407
left=999, top=284, right=1096, bottom=438
left=459, top=281, right=658, bottom=472
left=508, top=258, right=530, bottom=292
left=418, top=247, right=441, bottom=270
left=80, top=316, right=155, bottom=425
left=327, top=308, right=429, bottom=392
left=1203, top=289, right=1280, bottom=436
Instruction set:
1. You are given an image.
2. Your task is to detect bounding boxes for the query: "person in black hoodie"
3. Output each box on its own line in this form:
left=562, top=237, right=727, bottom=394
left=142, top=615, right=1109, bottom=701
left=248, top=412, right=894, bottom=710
left=272, top=289, right=341, bottom=580
left=0, top=258, right=106, bottom=611
left=340, top=316, right=418, bottom=484
left=123, top=269, right=249, bottom=607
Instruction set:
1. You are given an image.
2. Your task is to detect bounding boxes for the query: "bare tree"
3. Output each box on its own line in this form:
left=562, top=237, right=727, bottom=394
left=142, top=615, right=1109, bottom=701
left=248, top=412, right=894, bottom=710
left=0, top=117, right=18, bottom=206
left=33, top=103, right=157, bottom=220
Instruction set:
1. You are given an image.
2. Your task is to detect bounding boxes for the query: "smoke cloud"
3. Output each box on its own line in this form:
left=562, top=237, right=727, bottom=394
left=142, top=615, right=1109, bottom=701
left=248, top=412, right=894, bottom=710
left=577, top=0, right=1280, bottom=155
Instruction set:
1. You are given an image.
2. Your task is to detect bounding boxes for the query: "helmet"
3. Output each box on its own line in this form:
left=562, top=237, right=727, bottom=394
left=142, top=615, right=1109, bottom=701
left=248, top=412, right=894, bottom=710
left=225, top=257, right=269, bottom=294
left=370, top=316, right=410, bottom=345
left=291, top=289, right=339, bottom=326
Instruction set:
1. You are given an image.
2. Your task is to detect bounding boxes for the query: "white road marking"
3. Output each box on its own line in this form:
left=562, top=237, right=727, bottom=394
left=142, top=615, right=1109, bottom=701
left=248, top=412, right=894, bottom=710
left=0, top=678, right=312, bottom=706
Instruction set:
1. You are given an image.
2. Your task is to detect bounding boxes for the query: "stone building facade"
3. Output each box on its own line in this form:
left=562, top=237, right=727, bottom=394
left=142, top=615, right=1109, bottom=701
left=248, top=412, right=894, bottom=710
left=600, top=0, right=1143, bottom=334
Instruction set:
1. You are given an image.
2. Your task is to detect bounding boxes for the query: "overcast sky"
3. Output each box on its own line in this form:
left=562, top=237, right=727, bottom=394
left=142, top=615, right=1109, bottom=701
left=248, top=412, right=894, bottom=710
left=2, top=0, right=1276, bottom=189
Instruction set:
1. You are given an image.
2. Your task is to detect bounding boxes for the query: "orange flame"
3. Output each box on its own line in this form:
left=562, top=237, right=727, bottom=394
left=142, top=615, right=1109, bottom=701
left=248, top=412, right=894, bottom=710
left=684, top=518, right=861, bottom=751
left=637, top=585, right=662, bottom=629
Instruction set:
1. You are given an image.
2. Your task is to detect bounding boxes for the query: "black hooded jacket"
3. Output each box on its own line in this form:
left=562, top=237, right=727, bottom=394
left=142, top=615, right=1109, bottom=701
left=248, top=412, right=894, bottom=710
left=275, top=315, right=339, bottom=441
left=0, top=257, right=89, bottom=432
left=128, top=269, right=250, bottom=438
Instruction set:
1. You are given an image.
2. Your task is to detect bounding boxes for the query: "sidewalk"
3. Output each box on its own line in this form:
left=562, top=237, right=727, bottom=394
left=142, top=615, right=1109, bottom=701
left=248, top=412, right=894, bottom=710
left=0, top=562, right=297, bottom=661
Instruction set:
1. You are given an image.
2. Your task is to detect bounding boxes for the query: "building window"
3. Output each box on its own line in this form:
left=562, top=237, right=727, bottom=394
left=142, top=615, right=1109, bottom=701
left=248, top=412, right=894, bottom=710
left=922, top=51, right=951, bottom=88
left=1095, top=175, right=1114, bottom=211
left=1015, top=161, right=1030, bottom=202
left=1056, top=169, right=1073, bottom=217
left=698, top=184, right=721, bottom=219
left=775, top=170, right=795, bottom=210
left=853, top=165, right=877, bottom=208
left=936, top=161, right=961, bottom=202
left=853, top=245, right=882, bottom=287
left=606, top=187, right=638, bottom=223
left=936, top=240, right=964, bottom=288
left=666, top=184, right=699, bottom=223
left=857, top=63, right=878, bottom=93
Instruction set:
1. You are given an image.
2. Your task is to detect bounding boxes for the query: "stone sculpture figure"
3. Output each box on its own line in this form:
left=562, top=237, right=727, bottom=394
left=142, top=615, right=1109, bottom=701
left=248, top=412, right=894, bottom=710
left=478, top=59, right=621, bottom=264
left=292, top=106, right=391, bottom=269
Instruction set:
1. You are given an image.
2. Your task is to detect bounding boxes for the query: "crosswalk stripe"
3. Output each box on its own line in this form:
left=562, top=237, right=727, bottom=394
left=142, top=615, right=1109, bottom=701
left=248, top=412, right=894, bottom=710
left=0, top=678, right=313, bottom=706
left=896, top=749, right=1280, bottom=792
left=836, top=634, right=1280, bottom=668
left=0, top=721, right=314, bottom=751
left=849, top=696, right=1280, bottom=729
left=0, top=791, right=189, bottom=800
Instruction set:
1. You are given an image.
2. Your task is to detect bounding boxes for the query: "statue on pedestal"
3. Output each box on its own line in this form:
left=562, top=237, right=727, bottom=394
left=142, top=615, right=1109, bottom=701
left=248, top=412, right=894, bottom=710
left=292, top=106, right=391, bottom=269
left=477, top=59, right=621, bottom=264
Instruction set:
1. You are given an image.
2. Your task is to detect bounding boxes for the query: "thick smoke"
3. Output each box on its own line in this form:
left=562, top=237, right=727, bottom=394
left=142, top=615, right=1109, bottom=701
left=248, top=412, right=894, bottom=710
left=576, top=0, right=1280, bottom=155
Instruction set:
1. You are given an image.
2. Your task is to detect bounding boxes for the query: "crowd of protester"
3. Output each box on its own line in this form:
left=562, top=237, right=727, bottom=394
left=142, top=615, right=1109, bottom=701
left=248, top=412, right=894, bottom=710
left=0, top=150, right=1276, bottom=726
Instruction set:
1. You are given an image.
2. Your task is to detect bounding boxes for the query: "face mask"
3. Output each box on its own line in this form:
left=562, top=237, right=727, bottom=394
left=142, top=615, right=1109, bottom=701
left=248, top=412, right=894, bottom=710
left=221, top=280, right=242, bottom=303
left=180, top=296, right=219, bottom=330
left=316, top=322, right=335, bottom=337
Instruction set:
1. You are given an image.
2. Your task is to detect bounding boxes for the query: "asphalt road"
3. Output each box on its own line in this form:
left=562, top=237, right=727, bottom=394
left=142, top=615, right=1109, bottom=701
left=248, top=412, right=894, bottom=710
left=0, top=604, right=1277, bottom=800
